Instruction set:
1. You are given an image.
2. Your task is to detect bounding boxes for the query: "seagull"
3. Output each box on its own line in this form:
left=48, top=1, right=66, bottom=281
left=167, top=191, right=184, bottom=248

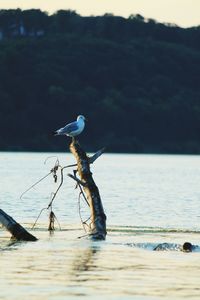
left=54, top=115, right=86, bottom=137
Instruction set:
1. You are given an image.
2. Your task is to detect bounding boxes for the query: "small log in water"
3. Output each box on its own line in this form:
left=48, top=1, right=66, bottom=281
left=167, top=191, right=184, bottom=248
left=0, top=209, right=37, bottom=241
left=69, top=139, right=107, bottom=240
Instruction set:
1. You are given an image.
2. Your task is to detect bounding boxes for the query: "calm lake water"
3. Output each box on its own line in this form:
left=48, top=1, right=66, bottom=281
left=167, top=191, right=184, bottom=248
left=1, top=152, right=200, bottom=300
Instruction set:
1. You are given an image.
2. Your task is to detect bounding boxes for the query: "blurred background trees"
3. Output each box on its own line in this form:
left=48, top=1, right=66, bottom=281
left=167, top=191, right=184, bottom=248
left=0, top=9, right=200, bottom=153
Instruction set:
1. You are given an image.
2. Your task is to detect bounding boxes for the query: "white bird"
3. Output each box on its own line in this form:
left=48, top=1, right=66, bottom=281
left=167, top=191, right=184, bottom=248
left=54, top=115, right=86, bottom=137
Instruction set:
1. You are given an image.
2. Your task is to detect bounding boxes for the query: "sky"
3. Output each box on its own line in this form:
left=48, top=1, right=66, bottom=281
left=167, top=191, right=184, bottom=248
left=0, top=0, right=200, bottom=28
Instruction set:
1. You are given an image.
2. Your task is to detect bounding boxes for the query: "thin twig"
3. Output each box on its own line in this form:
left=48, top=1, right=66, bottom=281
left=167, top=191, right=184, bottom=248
left=78, top=191, right=92, bottom=233
left=20, top=171, right=52, bottom=199
left=26, top=148, right=104, bottom=231
left=78, top=192, right=87, bottom=233
left=32, top=165, right=68, bottom=229
left=44, top=156, right=59, bottom=165
left=21, top=148, right=105, bottom=200
left=20, top=157, right=61, bottom=200
left=77, top=182, right=90, bottom=207
left=47, top=167, right=64, bottom=208
left=77, top=233, right=90, bottom=239
left=31, top=207, right=47, bottom=229
left=53, top=213, right=62, bottom=230
left=32, top=167, right=64, bottom=229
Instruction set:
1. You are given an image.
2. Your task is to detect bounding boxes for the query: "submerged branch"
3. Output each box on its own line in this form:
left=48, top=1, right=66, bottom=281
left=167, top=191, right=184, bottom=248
left=69, top=139, right=107, bottom=240
left=22, top=147, right=106, bottom=233
left=0, top=209, right=37, bottom=241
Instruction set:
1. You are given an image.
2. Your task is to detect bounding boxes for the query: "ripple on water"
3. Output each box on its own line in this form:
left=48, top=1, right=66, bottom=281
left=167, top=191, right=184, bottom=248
left=1, top=153, right=200, bottom=299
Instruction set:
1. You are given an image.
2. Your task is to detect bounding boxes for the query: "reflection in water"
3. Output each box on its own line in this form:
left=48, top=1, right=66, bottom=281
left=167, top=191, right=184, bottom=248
left=0, top=239, right=23, bottom=252
left=71, top=242, right=100, bottom=276
left=2, top=153, right=200, bottom=299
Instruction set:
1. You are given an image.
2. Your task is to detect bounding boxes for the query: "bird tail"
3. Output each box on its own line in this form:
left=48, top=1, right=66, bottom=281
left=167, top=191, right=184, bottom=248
left=53, top=129, right=66, bottom=136
left=53, top=130, right=59, bottom=136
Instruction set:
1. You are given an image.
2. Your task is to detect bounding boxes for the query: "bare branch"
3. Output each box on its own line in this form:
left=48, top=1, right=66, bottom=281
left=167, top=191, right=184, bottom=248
left=67, top=174, right=87, bottom=186
left=89, top=147, right=106, bottom=164
left=70, top=139, right=107, bottom=240
left=0, top=209, right=37, bottom=241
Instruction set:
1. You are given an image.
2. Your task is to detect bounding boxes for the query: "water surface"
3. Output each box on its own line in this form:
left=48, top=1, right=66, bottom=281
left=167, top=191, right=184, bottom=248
left=1, top=153, right=200, bottom=299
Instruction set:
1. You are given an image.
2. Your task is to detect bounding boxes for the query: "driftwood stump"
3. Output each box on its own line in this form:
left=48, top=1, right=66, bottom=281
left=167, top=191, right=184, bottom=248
left=0, top=209, right=37, bottom=241
left=70, top=139, right=107, bottom=240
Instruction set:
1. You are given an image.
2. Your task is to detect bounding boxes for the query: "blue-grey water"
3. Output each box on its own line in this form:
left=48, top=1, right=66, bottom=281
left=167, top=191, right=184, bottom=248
left=1, top=152, right=200, bottom=300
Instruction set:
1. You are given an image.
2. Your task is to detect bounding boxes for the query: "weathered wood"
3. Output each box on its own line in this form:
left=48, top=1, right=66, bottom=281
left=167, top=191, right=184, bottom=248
left=62, top=147, right=106, bottom=169
left=0, top=209, right=37, bottom=241
left=70, top=139, right=107, bottom=240
left=67, top=174, right=87, bottom=186
left=89, top=147, right=105, bottom=164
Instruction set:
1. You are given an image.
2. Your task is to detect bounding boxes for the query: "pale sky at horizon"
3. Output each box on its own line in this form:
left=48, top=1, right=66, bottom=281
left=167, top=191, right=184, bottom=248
left=0, top=0, right=200, bottom=28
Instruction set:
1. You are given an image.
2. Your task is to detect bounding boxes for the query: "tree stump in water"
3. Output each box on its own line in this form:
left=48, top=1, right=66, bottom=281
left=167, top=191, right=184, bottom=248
left=69, top=139, right=107, bottom=240
left=0, top=209, right=37, bottom=241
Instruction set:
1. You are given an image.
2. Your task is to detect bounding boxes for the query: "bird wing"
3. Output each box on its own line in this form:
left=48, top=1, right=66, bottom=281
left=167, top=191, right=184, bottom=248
left=57, top=121, right=78, bottom=135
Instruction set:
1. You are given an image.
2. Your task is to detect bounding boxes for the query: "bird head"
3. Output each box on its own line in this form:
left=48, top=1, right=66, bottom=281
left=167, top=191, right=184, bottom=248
left=77, top=115, right=86, bottom=122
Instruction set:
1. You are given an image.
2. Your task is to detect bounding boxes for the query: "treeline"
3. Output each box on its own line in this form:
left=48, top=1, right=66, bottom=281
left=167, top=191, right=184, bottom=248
left=0, top=9, right=200, bottom=153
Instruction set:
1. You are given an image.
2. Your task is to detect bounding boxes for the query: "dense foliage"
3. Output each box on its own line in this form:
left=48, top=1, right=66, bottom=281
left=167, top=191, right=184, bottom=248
left=0, top=9, right=200, bottom=153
